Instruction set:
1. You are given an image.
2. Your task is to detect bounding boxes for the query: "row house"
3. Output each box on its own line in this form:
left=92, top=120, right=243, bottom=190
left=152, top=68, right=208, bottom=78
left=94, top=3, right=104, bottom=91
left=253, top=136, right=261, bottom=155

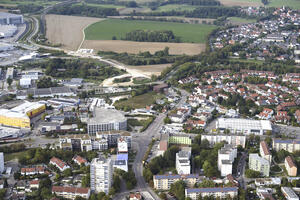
left=21, top=166, right=45, bottom=176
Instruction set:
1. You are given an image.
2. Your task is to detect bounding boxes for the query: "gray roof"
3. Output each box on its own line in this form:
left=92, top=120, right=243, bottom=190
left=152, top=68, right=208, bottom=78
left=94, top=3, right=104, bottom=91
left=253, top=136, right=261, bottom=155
left=88, top=108, right=126, bottom=124
left=0, top=12, right=22, bottom=18
left=186, top=187, right=238, bottom=194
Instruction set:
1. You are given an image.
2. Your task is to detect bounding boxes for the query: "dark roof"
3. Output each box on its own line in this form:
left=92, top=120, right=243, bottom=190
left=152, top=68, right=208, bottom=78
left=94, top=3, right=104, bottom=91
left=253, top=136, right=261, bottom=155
left=186, top=187, right=238, bottom=194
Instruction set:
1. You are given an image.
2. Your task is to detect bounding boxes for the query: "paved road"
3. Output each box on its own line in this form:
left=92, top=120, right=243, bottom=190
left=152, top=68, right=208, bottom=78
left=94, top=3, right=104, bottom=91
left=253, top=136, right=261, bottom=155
left=237, top=152, right=247, bottom=190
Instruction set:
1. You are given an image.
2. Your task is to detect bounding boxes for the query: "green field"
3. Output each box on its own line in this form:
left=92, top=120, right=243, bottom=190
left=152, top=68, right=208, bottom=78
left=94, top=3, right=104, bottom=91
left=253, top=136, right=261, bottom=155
left=267, top=0, right=300, bottom=9
left=154, top=4, right=198, bottom=12
left=228, top=17, right=256, bottom=23
left=74, top=2, right=125, bottom=9
left=0, top=0, right=60, bottom=7
left=85, top=19, right=216, bottom=43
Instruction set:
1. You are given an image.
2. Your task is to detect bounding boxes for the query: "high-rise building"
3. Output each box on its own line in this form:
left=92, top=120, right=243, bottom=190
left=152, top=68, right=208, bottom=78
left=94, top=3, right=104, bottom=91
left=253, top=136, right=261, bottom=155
left=249, top=153, right=270, bottom=177
left=0, top=153, right=4, bottom=173
left=90, top=157, right=113, bottom=194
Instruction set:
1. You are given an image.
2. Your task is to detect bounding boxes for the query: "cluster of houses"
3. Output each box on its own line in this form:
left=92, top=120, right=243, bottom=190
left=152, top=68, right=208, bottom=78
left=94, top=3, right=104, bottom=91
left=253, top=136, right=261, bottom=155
left=214, top=7, right=300, bottom=63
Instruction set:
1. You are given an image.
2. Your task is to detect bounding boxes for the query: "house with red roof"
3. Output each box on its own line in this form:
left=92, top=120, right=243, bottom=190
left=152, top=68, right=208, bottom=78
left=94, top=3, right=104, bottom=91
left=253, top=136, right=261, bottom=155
left=49, top=157, right=70, bottom=172
left=72, top=155, right=88, bottom=166
left=52, top=186, right=90, bottom=200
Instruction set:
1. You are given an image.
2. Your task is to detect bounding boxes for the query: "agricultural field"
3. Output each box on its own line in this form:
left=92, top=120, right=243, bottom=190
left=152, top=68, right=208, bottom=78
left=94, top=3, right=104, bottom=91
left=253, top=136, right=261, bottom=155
left=219, top=0, right=262, bottom=7
left=81, top=40, right=205, bottom=55
left=154, top=4, right=198, bottom=12
left=45, top=14, right=103, bottom=50
left=114, top=92, right=164, bottom=109
left=85, top=19, right=216, bottom=43
left=220, top=0, right=300, bottom=9
left=0, top=0, right=60, bottom=7
left=228, top=17, right=256, bottom=25
left=74, top=2, right=125, bottom=9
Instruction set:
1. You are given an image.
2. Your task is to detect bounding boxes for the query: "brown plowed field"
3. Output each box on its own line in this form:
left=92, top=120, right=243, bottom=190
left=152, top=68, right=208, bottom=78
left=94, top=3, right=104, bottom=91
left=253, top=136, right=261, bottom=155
left=45, top=14, right=103, bottom=50
left=82, top=40, right=205, bottom=55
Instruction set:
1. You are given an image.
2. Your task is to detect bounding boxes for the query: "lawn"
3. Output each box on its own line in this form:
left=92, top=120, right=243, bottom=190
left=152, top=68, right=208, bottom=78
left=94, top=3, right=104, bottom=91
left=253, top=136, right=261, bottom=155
left=5, top=150, right=30, bottom=162
left=267, top=0, right=300, bottom=9
left=0, top=0, right=60, bottom=7
left=114, top=92, right=164, bottom=109
left=85, top=19, right=216, bottom=43
left=74, top=2, right=125, bottom=9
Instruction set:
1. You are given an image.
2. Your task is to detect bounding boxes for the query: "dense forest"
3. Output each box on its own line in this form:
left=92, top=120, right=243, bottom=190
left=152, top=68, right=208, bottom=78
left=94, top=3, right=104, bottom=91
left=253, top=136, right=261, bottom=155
left=49, top=4, right=119, bottom=17
left=28, top=58, right=123, bottom=81
left=122, top=30, right=181, bottom=43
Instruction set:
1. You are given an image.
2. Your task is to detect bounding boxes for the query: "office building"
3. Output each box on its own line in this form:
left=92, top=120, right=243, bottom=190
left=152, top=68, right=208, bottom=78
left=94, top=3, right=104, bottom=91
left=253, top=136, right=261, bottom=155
left=87, top=108, right=127, bottom=135
left=273, top=139, right=300, bottom=153
left=90, top=157, right=113, bottom=194
left=176, top=150, right=191, bottom=175
left=281, top=187, right=299, bottom=200
left=285, top=156, right=297, bottom=177
left=185, top=187, right=238, bottom=200
left=218, top=144, right=237, bottom=177
left=216, top=118, right=272, bottom=135
left=201, top=134, right=246, bottom=148
left=0, top=12, right=23, bottom=25
left=260, top=141, right=272, bottom=163
left=249, top=153, right=270, bottom=177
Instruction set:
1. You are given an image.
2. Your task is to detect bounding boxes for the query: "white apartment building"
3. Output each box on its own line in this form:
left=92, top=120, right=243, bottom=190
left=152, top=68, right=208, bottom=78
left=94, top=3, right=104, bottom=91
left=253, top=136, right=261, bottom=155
left=260, top=141, right=272, bottom=163
left=90, top=157, right=113, bottom=194
left=281, top=187, right=299, bottom=200
left=218, top=144, right=237, bottom=177
left=153, top=174, right=200, bottom=190
left=201, top=134, right=246, bottom=148
left=185, top=187, right=238, bottom=200
left=176, top=150, right=191, bottom=175
left=273, top=139, right=300, bottom=153
left=0, top=153, right=4, bottom=173
left=249, top=153, right=270, bottom=177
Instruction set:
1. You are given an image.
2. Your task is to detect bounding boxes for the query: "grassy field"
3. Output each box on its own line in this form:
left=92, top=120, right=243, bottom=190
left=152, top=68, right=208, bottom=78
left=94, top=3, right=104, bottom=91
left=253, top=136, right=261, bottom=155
left=114, top=92, right=164, bottom=109
left=5, top=150, right=29, bottom=162
left=228, top=17, right=256, bottom=23
left=85, top=19, right=216, bottom=43
left=267, top=0, right=300, bottom=9
left=220, top=0, right=300, bottom=9
left=0, top=0, right=60, bottom=7
left=154, top=4, right=198, bottom=12
left=74, top=2, right=125, bottom=9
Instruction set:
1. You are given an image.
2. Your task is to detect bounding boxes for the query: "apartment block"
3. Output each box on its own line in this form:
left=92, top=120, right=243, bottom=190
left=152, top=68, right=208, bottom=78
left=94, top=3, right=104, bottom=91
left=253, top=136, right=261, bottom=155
left=153, top=174, right=200, bottom=190
left=249, top=154, right=270, bottom=177
left=52, top=186, right=90, bottom=200
left=176, top=150, right=191, bottom=175
left=185, top=187, right=238, bottom=200
left=281, top=187, right=299, bottom=200
left=285, top=156, right=297, bottom=177
left=218, top=144, right=237, bottom=177
left=260, top=141, right=272, bottom=163
left=273, top=139, right=300, bottom=153
left=90, top=157, right=113, bottom=194
left=201, top=134, right=246, bottom=148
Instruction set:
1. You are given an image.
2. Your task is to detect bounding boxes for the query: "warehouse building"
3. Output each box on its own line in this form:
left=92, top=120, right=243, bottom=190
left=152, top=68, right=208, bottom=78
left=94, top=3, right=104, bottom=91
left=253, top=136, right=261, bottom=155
left=216, top=118, right=272, bottom=135
left=87, top=108, right=127, bottom=135
left=0, top=25, right=17, bottom=38
left=0, top=12, right=23, bottom=25
left=0, top=101, right=45, bottom=128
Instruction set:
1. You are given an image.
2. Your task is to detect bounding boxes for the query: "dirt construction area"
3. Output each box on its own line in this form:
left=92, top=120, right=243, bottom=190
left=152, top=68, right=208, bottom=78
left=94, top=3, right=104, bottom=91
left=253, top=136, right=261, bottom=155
left=45, top=14, right=103, bottom=50
left=81, top=40, right=205, bottom=55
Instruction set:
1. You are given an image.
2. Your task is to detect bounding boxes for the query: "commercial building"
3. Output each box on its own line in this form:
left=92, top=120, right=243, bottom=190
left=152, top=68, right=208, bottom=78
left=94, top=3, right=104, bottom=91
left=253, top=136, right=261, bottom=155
left=218, top=144, right=237, bottom=177
left=260, top=141, right=272, bottom=163
left=16, top=87, right=76, bottom=100
left=153, top=174, right=200, bottom=190
left=0, top=12, right=23, bottom=25
left=285, top=156, right=297, bottom=177
left=202, top=134, right=246, bottom=148
left=20, top=78, right=32, bottom=88
left=176, top=150, right=191, bottom=175
left=0, top=25, right=17, bottom=38
left=249, top=153, right=270, bottom=177
left=281, top=187, right=299, bottom=200
left=47, top=98, right=80, bottom=109
left=0, top=101, right=45, bottom=128
left=185, top=187, right=238, bottom=200
left=49, top=157, right=70, bottom=172
left=216, top=118, right=272, bottom=135
left=59, top=134, right=92, bottom=151
left=168, top=134, right=192, bottom=145
left=0, top=153, right=4, bottom=173
left=90, top=157, right=113, bottom=194
left=273, top=139, right=300, bottom=153
left=87, top=108, right=127, bottom=135
left=95, top=130, right=131, bottom=149
left=21, top=71, right=43, bottom=80
left=52, top=186, right=90, bottom=200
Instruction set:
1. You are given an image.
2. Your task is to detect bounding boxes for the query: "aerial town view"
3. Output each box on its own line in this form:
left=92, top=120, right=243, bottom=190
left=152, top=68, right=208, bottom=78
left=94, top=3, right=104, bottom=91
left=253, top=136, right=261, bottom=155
left=0, top=0, right=299, bottom=199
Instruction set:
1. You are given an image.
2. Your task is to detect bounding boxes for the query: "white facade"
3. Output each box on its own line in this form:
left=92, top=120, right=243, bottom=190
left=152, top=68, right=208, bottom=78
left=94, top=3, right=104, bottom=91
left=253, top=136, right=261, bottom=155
left=216, top=118, right=272, bottom=135
left=0, top=153, right=4, bottom=173
left=117, top=138, right=128, bottom=153
left=20, top=78, right=32, bottom=88
left=281, top=187, right=299, bottom=200
left=201, top=134, right=246, bottom=148
left=218, top=144, right=237, bottom=177
left=249, top=153, right=270, bottom=177
left=176, top=150, right=191, bottom=175
left=90, top=157, right=113, bottom=194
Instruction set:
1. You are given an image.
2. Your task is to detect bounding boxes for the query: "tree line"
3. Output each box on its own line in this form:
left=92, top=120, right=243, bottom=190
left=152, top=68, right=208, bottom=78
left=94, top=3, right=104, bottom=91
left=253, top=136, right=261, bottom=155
left=122, top=30, right=181, bottom=43
left=49, top=4, right=119, bottom=17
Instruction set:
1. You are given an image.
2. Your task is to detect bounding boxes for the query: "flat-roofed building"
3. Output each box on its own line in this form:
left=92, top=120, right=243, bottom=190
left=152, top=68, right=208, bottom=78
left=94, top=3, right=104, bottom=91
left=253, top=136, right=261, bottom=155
left=285, top=156, right=297, bottom=177
left=249, top=153, right=270, bottom=177
left=201, top=134, right=246, bottom=148
left=260, top=141, right=272, bottom=163
left=273, top=139, right=300, bottom=153
left=59, top=134, right=92, bottom=151
left=168, top=134, right=192, bottom=145
left=176, top=150, right=191, bottom=175
left=87, top=108, right=127, bottom=135
left=6, top=67, right=14, bottom=79
left=153, top=174, right=200, bottom=190
left=0, top=12, right=23, bottom=25
left=281, top=187, right=299, bottom=200
left=218, top=144, right=237, bottom=177
left=216, top=118, right=272, bottom=135
left=185, top=187, right=238, bottom=200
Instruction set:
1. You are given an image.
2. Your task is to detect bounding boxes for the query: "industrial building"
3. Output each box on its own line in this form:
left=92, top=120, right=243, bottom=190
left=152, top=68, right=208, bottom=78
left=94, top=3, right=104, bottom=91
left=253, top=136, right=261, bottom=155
left=0, top=101, right=46, bottom=128
left=87, top=108, right=127, bottom=135
left=0, top=25, right=17, bottom=38
left=216, top=118, right=272, bottom=135
left=0, top=12, right=23, bottom=25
